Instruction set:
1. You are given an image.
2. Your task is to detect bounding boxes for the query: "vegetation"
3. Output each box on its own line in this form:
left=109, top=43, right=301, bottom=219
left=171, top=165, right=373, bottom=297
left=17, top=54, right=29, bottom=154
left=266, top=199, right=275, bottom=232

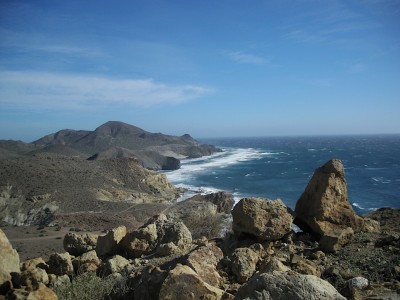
left=54, top=272, right=125, bottom=300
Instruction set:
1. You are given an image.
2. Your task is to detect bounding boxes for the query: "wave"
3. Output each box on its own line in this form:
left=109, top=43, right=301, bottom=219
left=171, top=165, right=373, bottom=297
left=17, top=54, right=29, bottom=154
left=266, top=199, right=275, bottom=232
left=165, top=147, right=272, bottom=183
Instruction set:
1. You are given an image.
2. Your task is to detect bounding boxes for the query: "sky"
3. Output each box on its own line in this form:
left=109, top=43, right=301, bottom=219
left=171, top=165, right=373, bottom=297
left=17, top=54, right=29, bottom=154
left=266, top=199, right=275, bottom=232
left=1, top=0, right=399, bottom=141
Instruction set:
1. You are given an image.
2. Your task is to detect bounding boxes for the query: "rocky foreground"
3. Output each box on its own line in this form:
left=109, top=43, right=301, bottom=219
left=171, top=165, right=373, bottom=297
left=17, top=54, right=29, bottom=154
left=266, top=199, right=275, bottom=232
left=1, top=159, right=399, bottom=300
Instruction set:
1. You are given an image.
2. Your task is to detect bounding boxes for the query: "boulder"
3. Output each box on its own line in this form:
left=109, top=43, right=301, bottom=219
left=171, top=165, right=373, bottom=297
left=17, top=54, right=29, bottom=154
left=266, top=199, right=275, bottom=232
left=47, top=252, right=73, bottom=276
left=202, top=192, right=235, bottom=214
left=129, top=265, right=168, bottom=300
left=295, top=159, right=363, bottom=236
left=6, top=282, right=58, bottom=300
left=72, top=250, right=101, bottom=273
left=185, top=242, right=224, bottom=286
left=348, top=276, right=369, bottom=290
left=230, top=247, right=260, bottom=283
left=261, top=257, right=291, bottom=273
left=100, top=255, right=129, bottom=276
left=0, top=229, right=20, bottom=293
left=319, top=227, right=354, bottom=253
left=96, top=225, right=126, bottom=257
left=121, top=214, right=192, bottom=258
left=158, top=264, right=233, bottom=300
left=232, top=198, right=293, bottom=241
left=63, top=232, right=98, bottom=256
left=236, top=271, right=346, bottom=300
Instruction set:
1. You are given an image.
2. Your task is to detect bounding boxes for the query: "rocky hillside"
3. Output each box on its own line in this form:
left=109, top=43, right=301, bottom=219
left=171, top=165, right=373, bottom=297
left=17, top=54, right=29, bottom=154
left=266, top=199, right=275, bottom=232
left=0, top=153, right=180, bottom=227
left=1, top=159, right=399, bottom=299
left=0, top=121, right=220, bottom=170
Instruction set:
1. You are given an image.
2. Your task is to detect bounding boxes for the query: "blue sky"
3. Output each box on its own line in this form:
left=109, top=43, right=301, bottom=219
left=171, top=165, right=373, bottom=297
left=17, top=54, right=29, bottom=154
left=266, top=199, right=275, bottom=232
left=1, top=0, right=399, bottom=141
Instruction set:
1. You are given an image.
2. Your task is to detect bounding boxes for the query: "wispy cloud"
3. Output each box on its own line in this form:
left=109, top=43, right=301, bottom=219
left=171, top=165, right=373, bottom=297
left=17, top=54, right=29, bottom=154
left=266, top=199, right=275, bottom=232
left=0, top=71, right=213, bottom=110
left=228, top=51, right=269, bottom=65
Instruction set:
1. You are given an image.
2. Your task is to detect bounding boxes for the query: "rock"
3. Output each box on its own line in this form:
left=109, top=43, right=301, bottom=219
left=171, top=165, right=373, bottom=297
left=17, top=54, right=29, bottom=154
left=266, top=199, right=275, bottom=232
left=295, top=160, right=364, bottom=237
left=121, top=223, right=158, bottom=257
left=47, top=252, right=73, bottom=276
left=73, top=250, right=101, bottom=273
left=261, top=257, right=291, bottom=273
left=100, top=255, right=129, bottom=276
left=158, top=264, right=233, bottom=300
left=63, top=232, right=98, bottom=256
left=202, top=192, right=235, bottom=214
left=291, top=257, right=321, bottom=277
left=19, top=267, right=49, bottom=287
left=20, top=258, right=48, bottom=272
left=348, top=277, right=369, bottom=290
left=185, top=242, right=224, bottom=287
left=121, top=214, right=192, bottom=258
left=319, top=227, right=354, bottom=253
left=230, top=247, right=260, bottom=283
left=0, top=229, right=20, bottom=293
left=6, top=283, right=58, bottom=300
left=96, top=225, right=126, bottom=257
left=129, top=265, right=168, bottom=300
left=48, top=274, right=70, bottom=288
left=155, top=242, right=178, bottom=257
left=236, top=271, right=346, bottom=300
left=232, top=198, right=293, bottom=241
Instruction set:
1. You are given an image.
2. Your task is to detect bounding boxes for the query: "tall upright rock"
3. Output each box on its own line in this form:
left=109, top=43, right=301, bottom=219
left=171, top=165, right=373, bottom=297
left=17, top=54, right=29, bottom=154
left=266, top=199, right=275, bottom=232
left=295, top=159, right=379, bottom=252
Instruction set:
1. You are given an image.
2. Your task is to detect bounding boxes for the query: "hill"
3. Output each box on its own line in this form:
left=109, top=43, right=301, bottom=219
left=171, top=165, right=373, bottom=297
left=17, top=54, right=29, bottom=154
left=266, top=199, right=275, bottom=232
left=0, top=121, right=220, bottom=170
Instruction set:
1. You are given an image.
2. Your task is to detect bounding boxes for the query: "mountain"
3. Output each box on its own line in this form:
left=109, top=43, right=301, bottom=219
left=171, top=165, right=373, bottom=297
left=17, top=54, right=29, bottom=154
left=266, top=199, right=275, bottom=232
left=1, top=121, right=220, bottom=170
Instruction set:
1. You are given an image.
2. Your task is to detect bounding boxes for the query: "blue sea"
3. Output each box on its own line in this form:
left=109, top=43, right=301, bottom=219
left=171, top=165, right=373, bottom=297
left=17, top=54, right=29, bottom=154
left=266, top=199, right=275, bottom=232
left=165, top=135, right=400, bottom=214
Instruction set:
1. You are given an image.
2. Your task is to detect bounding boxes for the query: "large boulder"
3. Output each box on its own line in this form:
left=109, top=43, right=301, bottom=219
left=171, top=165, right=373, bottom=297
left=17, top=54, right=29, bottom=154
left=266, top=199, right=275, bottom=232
left=96, top=225, right=126, bottom=257
left=295, top=159, right=379, bottom=251
left=295, top=159, right=363, bottom=236
left=63, top=232, right=98, bottom=256
left=158, top=264, right=233, bottom=300
left=232, top=198, right=293, bottom=241
left=121, top=214, right=192, bottom=258
left=235, top=271, right=346, bottom=300
left=0, top=229, right=20, bottom=293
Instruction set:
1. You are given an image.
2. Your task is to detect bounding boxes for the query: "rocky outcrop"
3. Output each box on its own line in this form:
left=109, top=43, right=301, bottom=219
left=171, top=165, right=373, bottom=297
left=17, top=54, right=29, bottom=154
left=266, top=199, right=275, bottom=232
left=232, top=198, right=293, bottom=241
left=295, top=159, right=379, bottom=252
left=236, top=271, right=346, bottom=300
left=0, top=229, right=20, bottom=293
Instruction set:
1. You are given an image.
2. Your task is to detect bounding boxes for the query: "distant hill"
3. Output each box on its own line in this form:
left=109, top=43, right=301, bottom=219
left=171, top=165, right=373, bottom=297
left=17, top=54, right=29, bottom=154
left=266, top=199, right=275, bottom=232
left=0, top=121, right=220, bottom=170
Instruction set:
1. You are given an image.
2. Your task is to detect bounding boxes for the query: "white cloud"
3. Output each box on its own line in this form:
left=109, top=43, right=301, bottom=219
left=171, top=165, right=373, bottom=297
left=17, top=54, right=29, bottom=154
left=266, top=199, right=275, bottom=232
left=0, top=71, right=213, bottom=110
left=228, top=51, right=269, bottom=65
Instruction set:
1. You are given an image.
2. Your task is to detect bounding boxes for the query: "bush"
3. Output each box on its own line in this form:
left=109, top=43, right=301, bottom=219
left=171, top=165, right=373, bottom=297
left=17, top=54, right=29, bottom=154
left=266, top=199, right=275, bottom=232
left=180, top=212, right=230, bottom=239
left=54, top=272, right=123, bottom=300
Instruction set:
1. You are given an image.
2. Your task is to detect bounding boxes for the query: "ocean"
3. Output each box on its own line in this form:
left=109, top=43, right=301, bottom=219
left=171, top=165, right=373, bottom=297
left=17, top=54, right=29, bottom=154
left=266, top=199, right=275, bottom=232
left=165, top=135, right=400, bottom=214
